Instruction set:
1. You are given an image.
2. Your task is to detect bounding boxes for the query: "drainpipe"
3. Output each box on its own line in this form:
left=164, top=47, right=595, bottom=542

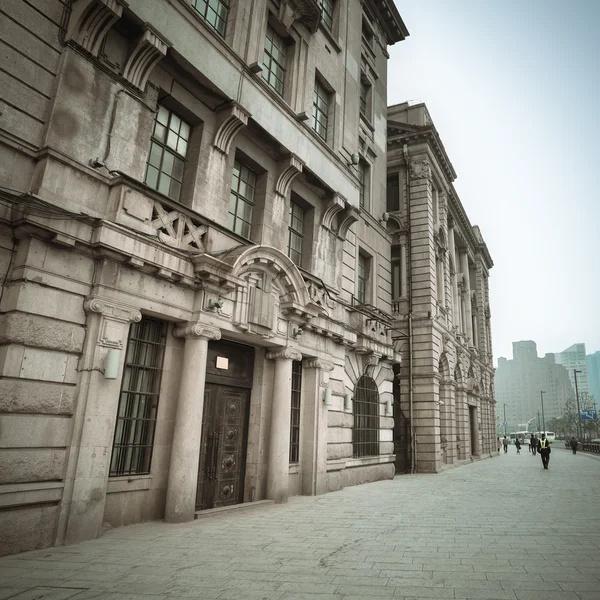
left=403, top=143, right=416, bottom=474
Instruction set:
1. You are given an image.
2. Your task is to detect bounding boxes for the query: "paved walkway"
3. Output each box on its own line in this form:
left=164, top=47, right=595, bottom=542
left=1, top=448, right=600, bottom=600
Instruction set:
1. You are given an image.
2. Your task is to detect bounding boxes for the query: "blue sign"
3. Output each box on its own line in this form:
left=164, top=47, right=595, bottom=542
left=503, top=422, right=508, bottom=426
left=581, top=409, right=597, bottom=421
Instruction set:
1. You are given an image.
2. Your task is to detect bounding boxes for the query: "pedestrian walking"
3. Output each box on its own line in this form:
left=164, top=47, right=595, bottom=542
left=529, top=434, right=534, bottom=453
left=538, top=434, right=551, bottom=469
left=497, top=437, right=501, bottom=453
left=570, top=437, right=578, bottom=455
left=515, top=438, right=521, bottom=454
left=502, top=436, right=509, bottom=454
left=531, top=435, right=537, bottom=456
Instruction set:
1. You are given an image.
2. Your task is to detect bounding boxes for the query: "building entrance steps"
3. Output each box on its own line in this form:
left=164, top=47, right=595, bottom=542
left=1, top=448, right=599, bottom=599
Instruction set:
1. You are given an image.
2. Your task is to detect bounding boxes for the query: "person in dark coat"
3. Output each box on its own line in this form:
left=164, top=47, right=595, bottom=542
left=531, top=435, right=537, bottom=456
left=538, top=434, right=551, bottom=469
left=515, top=438, right=521, bottom=454
left=570, top=437, right=578, bottom=455
left=529, top=434, right=535, bottom=453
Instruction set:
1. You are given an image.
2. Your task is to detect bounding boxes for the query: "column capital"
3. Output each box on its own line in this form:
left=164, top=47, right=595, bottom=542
left=267, top=347, right=302, bottom=361
left=84, top=297, right=142, bottom=323
left=173, top=322, right=221, bottom=340
left=304, top=358, right=334, bottom=372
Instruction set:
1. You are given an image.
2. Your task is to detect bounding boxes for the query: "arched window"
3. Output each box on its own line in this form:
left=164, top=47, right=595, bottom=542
left=353, top=375, right=379, bottom=457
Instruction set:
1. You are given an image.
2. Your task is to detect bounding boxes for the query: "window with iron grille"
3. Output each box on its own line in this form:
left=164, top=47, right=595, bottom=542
left=229, top=160, right=256, bottom=238
left=263, top=26, right=286, bottom=96
left=144, top=106, right=190, bottom=202
left=320, top=0, right=334, bottom=30
left=357, top=252, right=369, bottom=304
left=192, top=0, right=229, bottom=36
left=288, top=199, right=304, bottom=266
left=109, top=317, right=167, bottom=477
left=312, top=78, right=329, bottom=141
left=353, top=375, right=379, bottom=457
left=289, top=360, right=302, bottom=462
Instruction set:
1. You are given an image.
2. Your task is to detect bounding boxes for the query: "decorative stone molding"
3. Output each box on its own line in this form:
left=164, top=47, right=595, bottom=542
left=84, top=296, right=142, bottom=348
left=277, top=0, right=321, bottom=34
left=213, top=102, right=250, bottom=154
left=337, top=206, right=360, bottom=240
left=304, top=359, right=334, bottom=371
left=409, top=158, right=432, bottom=181
left=275, top=154, right=304, bottom=199
left=173, top=323, right=221, bottom=340
left=321, top=193, right=346, bottom=231
left=123, top=26, right=170, bottom=91
left=67, top=0, right=125, bottom=57
left=152, top=199, right=207, bottom=251
left=266, top=348, right=303, bottom=361
left=306, top=280, right=336, bottom=311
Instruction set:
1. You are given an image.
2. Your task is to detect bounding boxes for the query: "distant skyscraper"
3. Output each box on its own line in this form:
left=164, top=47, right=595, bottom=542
left=555, top=343, right=590, bottom=397
left=588, top=351, right=600, bottom=405
left=496, top=341, right=573, bottom=431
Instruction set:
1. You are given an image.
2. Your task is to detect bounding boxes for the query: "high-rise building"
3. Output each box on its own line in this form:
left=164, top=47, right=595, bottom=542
left=588, top=351, right=600, bottom=405
left=495, top=341, right=573, bottom=431
left=555, top=343, right=590, bottom=398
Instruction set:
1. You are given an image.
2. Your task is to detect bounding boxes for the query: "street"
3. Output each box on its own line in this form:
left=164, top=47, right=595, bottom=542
left=1, top=448, right=599, bottom=600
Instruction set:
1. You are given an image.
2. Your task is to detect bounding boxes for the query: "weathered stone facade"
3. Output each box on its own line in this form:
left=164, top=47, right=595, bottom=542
left=0, top=0, right=407, bottom=554
left=387, top=102, right=496, bottom=473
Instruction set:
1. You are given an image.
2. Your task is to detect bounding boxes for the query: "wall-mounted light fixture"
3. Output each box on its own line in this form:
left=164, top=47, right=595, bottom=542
left=207, top=299, right=223, bottom=311
left=104, top=348, right=121, bottom=380
left=344, top=392, right=352, bottom=412
left=347, top=153, right=359, bottom=166
left=324, top=387, right=332, bottom=407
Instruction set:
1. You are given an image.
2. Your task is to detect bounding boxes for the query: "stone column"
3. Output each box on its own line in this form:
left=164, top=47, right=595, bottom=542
left=266, top=348, right=302, bottom=503
left=400, top=244, right=407, bottom=298
left=60, top=297, right=141, bottom=546
left=460, top=252, right=473, bottom=343
left=301, top=359, right=334, bottom=496
left=164, top=323, right=221, bottom=523
left=447, top=383, right=457, bottom=464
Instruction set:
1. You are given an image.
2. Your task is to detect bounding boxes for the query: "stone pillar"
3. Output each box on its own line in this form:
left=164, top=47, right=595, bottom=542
left=164, top=323, right=221, bottom=523
left=400, top=244, right=407, bottom=298
left=460, top=252, right=473, bottom=342
left=60, top=297, right=141, bottom=546
left=301, top=359, right=334, bottom=496
left=266, top=348, right=302, bottom=503
left=447, top=383, right=457, bottom=463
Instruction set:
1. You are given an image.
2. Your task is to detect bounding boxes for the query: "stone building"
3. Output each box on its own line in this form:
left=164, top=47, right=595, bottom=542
left=0, top=0, right=408, bottom=554
left=386, top=102, right=496, bottom=473
left=496, top=341, right=574, bottom=430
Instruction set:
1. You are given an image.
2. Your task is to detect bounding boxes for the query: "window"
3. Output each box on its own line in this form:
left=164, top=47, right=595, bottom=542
left=263, top=25, right=286, bottom=96
left=312, top=78, right=329, bottom=141
left=320, top=0, right=334, bottom=31
left=362, top=17, right=374, bottom=48
left=387, top=173, right=400, bottom=212
left=192, top=0, right=228, bottom=36
left=110, top=317, right=168, bottom=477
left=289, top=360, right=302, bottom=462
left=358, top=160, right=369, bottom=210
left=357, top=252, right=370, bottom=304
left=359, top=80, right=369, bottom=118
left=145, top=106, right=190, bottom=202
left=353, top=375, right=379, bottom=458
left=229, top=160, right=256, bottom=238
left=288, top=199, right=304, bottom=266
left=391, top=245, right=402, bottom=299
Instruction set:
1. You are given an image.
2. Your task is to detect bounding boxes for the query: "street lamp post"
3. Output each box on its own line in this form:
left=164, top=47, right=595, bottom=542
left=503, top=403, right=507, bottom=437
left=574, top=369, right=582, bottom=440
left=540, top=391, right=546, bottom=434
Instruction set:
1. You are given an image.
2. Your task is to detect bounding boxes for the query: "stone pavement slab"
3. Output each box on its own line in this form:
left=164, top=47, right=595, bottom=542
left=1, top=448, right=599, bottom=599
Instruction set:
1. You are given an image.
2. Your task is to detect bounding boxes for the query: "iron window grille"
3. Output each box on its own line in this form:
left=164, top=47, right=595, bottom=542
left=287, top=200, right=304, bottom=266
left=109, top=317, right=168, bottom=477
left=320, top=0, right=334, bottom=31
left=228, top=161, right=256, bottom=238
left=312, top=79, right=329, bottom=140
left=353, top=375, right=380, bottom=458
left=263, top=26, right=286, bottom=96
left=357, top=252, right=368, bottom=304
left=289, top=360, right=302, bottom=462
left=144, top=106, right=190, bottom=202
left=192, top=0, right=229, bottom=36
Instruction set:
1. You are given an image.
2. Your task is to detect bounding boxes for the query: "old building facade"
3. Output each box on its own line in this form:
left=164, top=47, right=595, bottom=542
left=0, top=0, right=408, bottom=554
left=386, top=103, right=496, bottom=473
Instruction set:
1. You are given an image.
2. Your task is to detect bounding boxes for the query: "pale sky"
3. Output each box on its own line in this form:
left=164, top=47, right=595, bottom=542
left=388, top=0, right=600, bottom=362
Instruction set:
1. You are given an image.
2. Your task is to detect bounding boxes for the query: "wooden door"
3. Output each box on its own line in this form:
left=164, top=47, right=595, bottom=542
left=196, top=384, right=250, bottom=511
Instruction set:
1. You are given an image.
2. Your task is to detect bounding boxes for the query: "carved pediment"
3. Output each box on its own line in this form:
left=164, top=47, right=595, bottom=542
left=277, top=0, right=321, bottom=34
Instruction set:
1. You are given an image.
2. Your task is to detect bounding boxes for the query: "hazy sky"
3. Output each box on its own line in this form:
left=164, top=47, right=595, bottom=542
left=388, top=0, right=600, bottom=362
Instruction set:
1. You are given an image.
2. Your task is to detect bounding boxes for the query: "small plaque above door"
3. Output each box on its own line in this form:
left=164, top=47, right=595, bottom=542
left=216, top=356, right=229, bottom=370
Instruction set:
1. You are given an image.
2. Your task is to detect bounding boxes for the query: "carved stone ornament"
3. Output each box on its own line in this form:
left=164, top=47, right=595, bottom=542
left=173, top=323, right=221, bottom=340
left=266, top=348, right=303, bottom=362
left=123, top=26, right=170, bottom=91
left=306, top=281, right=336, bottom=311
left=84, top=297, right=142, bottom=349
left=321, top=193, right=346, bottom=231
left=304, top=358, right=334, bottom=371
left=364, top=352, right=382, bottom=367
left=213, top=102, right=250, bottom=155
left=67, top=0, right=126, bottom=57
left=409, top=158, right=432, bottom=181
left=275, top=154, right=304, bottom=199
left=337, top=206, right=360, bottom=240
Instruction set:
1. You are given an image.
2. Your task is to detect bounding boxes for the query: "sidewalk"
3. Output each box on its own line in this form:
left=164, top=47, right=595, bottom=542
left=1, top=448, right=599, bottom=600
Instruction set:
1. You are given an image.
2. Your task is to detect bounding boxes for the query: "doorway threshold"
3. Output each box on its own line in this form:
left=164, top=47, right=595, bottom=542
left=194, top=499, right=274, bottom=519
